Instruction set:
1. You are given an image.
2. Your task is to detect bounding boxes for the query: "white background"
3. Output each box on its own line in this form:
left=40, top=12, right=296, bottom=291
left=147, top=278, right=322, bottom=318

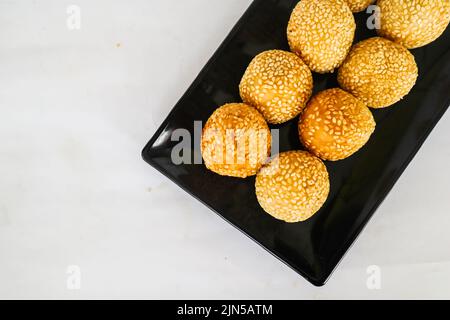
left=1, top=0, right=450, bottom=299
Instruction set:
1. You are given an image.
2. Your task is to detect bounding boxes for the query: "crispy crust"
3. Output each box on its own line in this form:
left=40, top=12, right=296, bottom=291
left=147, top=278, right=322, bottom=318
left=201, top=103, right=271, bottom=178
left=345, top=0, right=375, bottom=12
left=378, top=0, right=450, bottom=49
left=287, top=0, right=356, bottom=73
left=338, top=37, right=418, bottom=108
left=255, top=151, right=330, bottom=223
left=239, top=50, right=313, bottom=124
left=299, top=88, right=376, bottom=161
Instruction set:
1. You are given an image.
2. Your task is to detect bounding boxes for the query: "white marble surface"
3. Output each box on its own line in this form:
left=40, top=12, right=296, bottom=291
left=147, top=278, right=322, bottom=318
left=1, top=0, right=450, bottom=299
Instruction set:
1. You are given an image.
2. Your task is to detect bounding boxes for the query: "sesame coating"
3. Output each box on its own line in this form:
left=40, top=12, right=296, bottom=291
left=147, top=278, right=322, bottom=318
left=345, top=0, right=375, bottom=13
left=201, top=103, right=271, bottom=178
left=239, top=50, right=313, bottom=124
left=337, top=37, right=418, bottom=108
left=255, top=151, right=330, bottom=223
left=287, top=0, right=356, bottom=73
left=378, top=0, right=450, bottom=49
left=299, top=88, right=376, bottom=161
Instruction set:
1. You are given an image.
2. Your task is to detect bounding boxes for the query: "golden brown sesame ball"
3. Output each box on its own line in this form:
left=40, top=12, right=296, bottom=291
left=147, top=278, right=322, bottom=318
left=287, top=0, right=356, bottom=73
left=378, top=0, right=450, bottom=49
left=299, top=88, right=376, bottom=161
left=255, top=151, right=330, bottom=223
left=201, top=103, right=271, bottom=178
left=337, top=37, right=418, bottom=108
left=239, top=50, right=313, bottom=124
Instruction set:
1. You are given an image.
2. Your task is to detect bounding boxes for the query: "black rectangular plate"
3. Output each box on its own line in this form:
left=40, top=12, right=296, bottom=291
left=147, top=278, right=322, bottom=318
left=142, top=0, right=450, bottom=286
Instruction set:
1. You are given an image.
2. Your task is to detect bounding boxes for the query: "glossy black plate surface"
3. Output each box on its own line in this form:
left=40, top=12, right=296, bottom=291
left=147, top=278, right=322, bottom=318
left=142, top=0, right=450, bottom=286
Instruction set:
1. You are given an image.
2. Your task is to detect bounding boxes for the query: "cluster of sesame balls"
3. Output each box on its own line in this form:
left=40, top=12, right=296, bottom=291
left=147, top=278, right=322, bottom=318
left=202, top=0, right=450, bottom=223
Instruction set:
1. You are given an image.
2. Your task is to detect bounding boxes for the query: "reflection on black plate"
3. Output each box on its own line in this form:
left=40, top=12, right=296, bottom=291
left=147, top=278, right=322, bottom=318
left=142, top=0, right=450, bottom=286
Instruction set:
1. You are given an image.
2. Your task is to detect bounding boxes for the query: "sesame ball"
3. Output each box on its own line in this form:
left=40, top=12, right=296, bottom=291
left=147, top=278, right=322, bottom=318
left=378, top=0, right=450, bottom=49
left=299, top=88, right=376, bottom=161
left=337, top=37, right=418, bottom=108
left=255, top=151, right=330, bottom=223
left=201, top=103, right=271, bottom=178
left=287, top=0, right=356, bottom=73
left=345, top=0, right=375, bottom=13
left=239, top=50, right=313, bottom=124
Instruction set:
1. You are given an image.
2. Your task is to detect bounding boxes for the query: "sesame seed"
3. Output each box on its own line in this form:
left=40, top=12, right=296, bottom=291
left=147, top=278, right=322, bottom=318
left=287, top=0, right=356, bottom=73
left=256, top=151, right=330, bottom=223
left=377, top=0, right=450, bottom=49
left=345, top=0, right=375, bottom=13
left=299, top=88, right=376, bottom=161
left=239, top=50, right=313, bottom=124
left=201, top=103, right=271, bottom=178
left=337, top=37, right=418, bottom=109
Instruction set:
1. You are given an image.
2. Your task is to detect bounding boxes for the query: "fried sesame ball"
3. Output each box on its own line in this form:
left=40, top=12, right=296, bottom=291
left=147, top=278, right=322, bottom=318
left=287, top=0, right=356, bottom=73
left=337, top=37, right=418, bottom=108
left=255, top=151, right=330, bottom=223
left=345, top=0, right=375, bottom=12
left=299, top=88, right=376, bottom=161
left=378, top=0, right=450, bottom=49
left=239, top=50, right=313, bottom=124
left=201, top=103, right=271, bottom=178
